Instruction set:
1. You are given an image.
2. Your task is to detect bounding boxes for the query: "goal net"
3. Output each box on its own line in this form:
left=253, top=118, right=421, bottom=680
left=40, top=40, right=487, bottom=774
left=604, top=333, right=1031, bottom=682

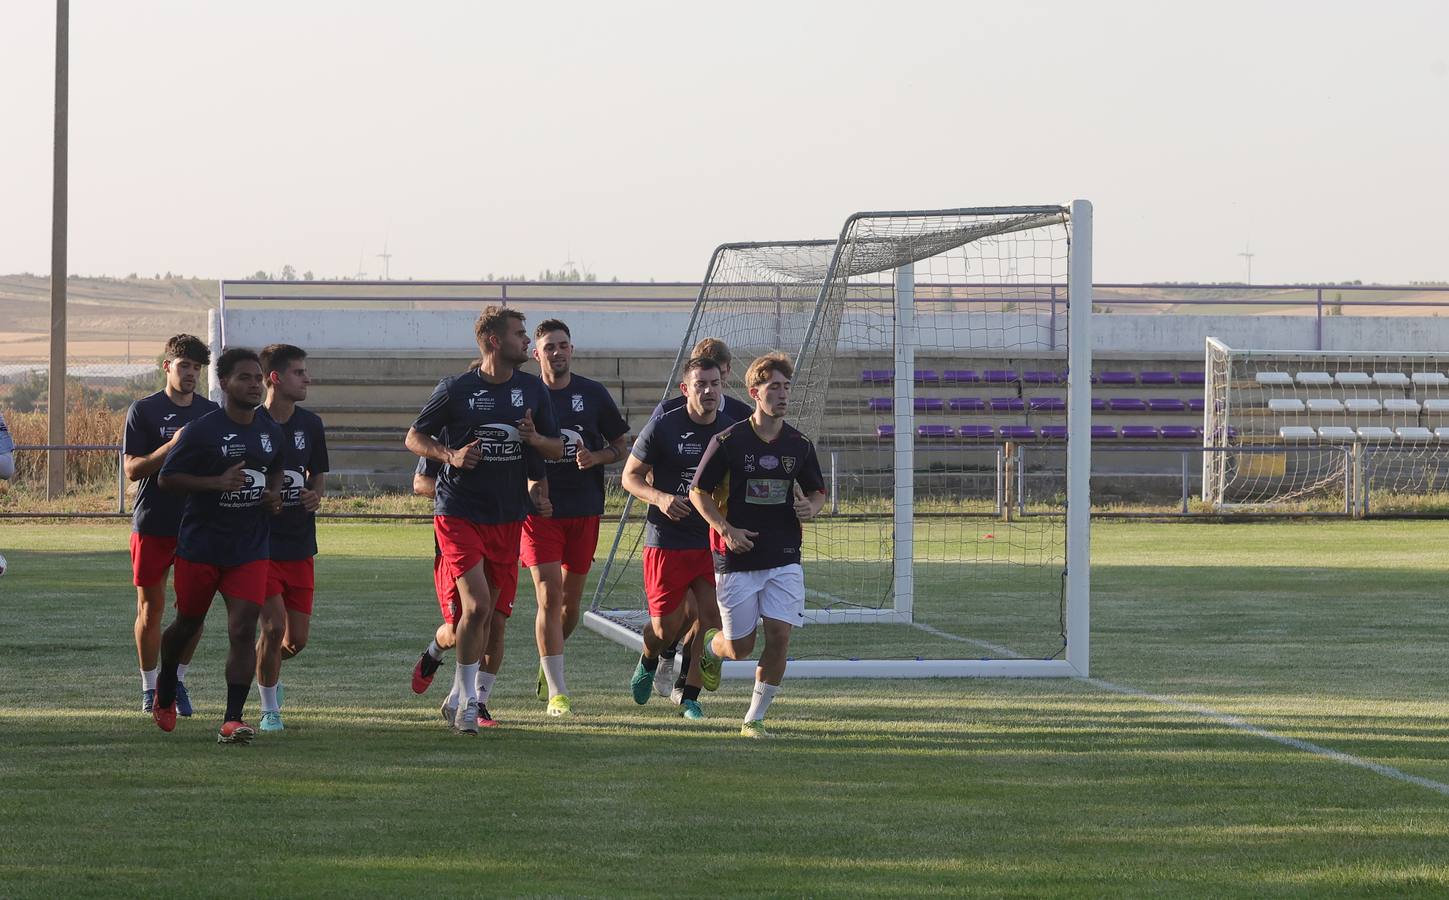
left=586, top=202, right=1092, bottom=677
left=1204, top=337, right=1449, bottom=513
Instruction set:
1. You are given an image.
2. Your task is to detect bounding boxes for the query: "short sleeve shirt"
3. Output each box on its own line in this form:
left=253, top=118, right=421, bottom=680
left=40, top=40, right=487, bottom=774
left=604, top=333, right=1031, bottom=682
left=691, top=419, right=826, bottom=573
left=652, top=392, right=754, bottom=423
left=545, top=375, right=629, bottom=519
left=410, top=368, right=560, bottom=524
left=630, top=406, right=735, bottom=549
left=262, top=406, right=330, bottom=561
left=159, top=408, right=283, bottom=567
left=123, top=390, right=221, bottom=536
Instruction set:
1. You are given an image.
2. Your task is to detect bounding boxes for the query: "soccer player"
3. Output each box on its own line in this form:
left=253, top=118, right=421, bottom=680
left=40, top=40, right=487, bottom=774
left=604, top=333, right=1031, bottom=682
left=122, top=334, right=219, bottom=715
left=0, top=408, right=13, bottom=481
left=254, top=344, right=329, bottom=732
left=650, top=337, right=753, bottom=422
left=620, top=355, right=734, bottom=720
left=152, top=348, right=284, bottom=744
left=406, top=306, right=562, bottom=735
left=693, top=352, right=827, bottom=739
left=523, top=319, right=630, bottom=717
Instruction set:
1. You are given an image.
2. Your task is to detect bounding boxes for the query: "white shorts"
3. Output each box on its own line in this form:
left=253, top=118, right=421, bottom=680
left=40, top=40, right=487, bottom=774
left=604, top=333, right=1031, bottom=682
left=715, top=564, right=805, bottom=640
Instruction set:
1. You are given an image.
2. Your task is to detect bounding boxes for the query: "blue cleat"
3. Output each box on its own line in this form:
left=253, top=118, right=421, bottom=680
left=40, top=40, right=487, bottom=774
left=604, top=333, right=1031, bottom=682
left=630, top=662, right=653, bottom=705
left=141, top=689, right=156, bottom=713
left=175, top=681, right=194, bottom=718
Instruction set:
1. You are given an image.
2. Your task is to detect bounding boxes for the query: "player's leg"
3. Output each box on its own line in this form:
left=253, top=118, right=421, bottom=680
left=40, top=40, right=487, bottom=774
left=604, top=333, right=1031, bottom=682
left=529, top=560, right=565, bottom=702
left=153, top=558, right=218, bottom=732
left=557, top=515, right=598, bottom=643
left=256, top=592, right=288, bottom=731
left=701, top=569, right=766, bottom=693
left=635, top=602, right=688, bottom=705
left=560, top=568, right=588, bottom=641
left=674, top=575, right=717, bottom=720
left=450, top=559, right=494, bottom=734
left=216, top=557, right=269, bottom=744
left=741, top=565, right=806, bottom=738
left=654, top=590, right=692, bottom=699
left=475, top=605, right=507, bottom=727
left=132, top=533, right=202, bottom=715
left=412, top=552, right=458, bottom=694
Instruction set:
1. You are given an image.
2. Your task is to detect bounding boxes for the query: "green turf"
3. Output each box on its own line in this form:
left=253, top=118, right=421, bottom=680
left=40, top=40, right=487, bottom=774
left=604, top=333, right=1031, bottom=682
left=2, top=520, right=1448, bottom=897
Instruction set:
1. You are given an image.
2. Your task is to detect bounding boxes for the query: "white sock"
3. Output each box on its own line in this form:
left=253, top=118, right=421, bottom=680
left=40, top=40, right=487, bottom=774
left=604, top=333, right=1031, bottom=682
left=141, top=668, right=158, bottom=691
left=446, top=683, right=461, bottom=707
left=476, top=671, right=497, bottom=703
left=176, top=663, right=189, bottom=682
left=541, top=654, right=566, bottom=698
left=745, top=680, right=779, bottom=722
left=702, top=634, right=721, bottom=661
left=259, top=683, right=279, bottom=713
left=426, top=639, right=444, bottom=661
left=459, top=662, right=481, bottom=705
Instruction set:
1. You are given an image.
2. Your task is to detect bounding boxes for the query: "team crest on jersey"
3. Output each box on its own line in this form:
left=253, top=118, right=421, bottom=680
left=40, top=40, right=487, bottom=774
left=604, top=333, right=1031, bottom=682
left=782, top=456, right=796, bottom=473
left=293, top=431, right=307, bottom=450
left=759, top=454, right=779, bottom=471
left=511, top=388, right=525, bottom=408
left=571, top=393, right=584, bottom=413
left=743, top=454, right=756, bottom=473
left=260, top=433, right=273, bottom=454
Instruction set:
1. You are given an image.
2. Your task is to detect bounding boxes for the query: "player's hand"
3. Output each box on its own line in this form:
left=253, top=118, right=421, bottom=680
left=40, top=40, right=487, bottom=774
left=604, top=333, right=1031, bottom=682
left=167, top=424, right=187, bottom=446
left=299, top=488, right=321, bottom=512
left=574, top=446, right=597, bottom=470
left=214, top=461, right=247, bottom=492
left=656, top=494, right=692, bottom=521
left=793, top=484, right=818, bottom=521
left=529, top=482, right=553, bottom=517
left=262, top=490, right=283, bottom=514
left=449, top=439, right=483, bottom=470
left=723, top=526, right=758, bottom=553
left=517, top=408, right=539, bottom=445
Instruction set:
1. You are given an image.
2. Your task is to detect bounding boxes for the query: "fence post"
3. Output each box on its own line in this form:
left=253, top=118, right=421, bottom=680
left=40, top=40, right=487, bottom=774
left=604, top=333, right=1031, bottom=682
left=1181, top=449, right=1189, bottom=514
left=1315, top=287, right=1324, bottom=351
left=995, top=447, right=1004, bottom=517
left=116, top=449, right=126, bottom=514
left=1049, top=286, right=1057, bottom=352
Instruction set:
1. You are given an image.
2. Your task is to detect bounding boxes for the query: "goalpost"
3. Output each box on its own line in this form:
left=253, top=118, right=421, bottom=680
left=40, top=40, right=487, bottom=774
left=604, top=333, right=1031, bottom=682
left=584, top=202, right=1093, bottom=678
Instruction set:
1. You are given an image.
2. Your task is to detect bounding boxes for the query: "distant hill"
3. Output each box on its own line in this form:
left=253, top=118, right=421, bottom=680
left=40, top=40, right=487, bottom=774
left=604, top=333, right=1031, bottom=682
left=0, top=275, right=213, bottom=362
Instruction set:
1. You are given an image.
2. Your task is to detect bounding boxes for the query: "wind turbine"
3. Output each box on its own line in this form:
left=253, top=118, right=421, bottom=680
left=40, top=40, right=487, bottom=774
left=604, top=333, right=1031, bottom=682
left=1238, top=242, right=1256, bottom=286
left=377, top=234, right=393, bottom=280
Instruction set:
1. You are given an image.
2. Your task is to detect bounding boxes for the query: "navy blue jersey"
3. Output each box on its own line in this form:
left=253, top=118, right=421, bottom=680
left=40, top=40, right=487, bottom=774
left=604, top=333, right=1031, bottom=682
left=652, top=392, right=754, bottom=423
left=0, top=409, right=13, bottom=455
left=545, top=375, right=630, bottom=519
left=692, top=419, right=826, bottom=573
left=261, top=406, right=330, bottom=561
left=411, top=368, right=559, bottom=524
left=123, top=390, right=220, bottom=536
left=630, top=406, right=735, bottom=550
left=160, top=408, right=283, bottom=567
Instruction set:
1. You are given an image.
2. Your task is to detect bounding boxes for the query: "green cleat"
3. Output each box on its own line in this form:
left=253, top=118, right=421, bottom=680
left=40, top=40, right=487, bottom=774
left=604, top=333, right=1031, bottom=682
left=259, top=710, right=284, bottom=732
left=680, top=699, right=705, bottom=721
left=699, top=628, right=723, bottom=692
left=536, top=664, right=548, bottom=702
left=630, top=662, right=653, bottom=705
left=546, top=694, right=572, bottom=717
left=740, top=720, right=771, bottom=739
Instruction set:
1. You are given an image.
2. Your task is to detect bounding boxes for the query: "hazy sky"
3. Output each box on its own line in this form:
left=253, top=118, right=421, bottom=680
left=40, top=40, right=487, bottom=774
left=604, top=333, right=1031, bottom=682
left=2, top=1, right=1447, bottom=285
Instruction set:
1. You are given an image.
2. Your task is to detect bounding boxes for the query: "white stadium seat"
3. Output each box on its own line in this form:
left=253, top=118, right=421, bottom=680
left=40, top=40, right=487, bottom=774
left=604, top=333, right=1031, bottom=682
left=1437, top=428, right=1449, bottom=440
left=1296, top=371, right=1332, bottom=385
left=1344, top=398, right=1382, bottom=413
left=1356, top=426, right=1396, bottom=440
left=1268, top=398, right=1305, bottom=412
left=1411, top=372, right=1449, bottom=386
left=1279, top=426, right=1317, bottom=440
left=1306, top=398, right=1343, bottom=412
left=1317, top=426, right=1357, bottom=440
left=1424, top=399, right=1449, bottom=413
left=1372, top=372, right=1410, bottom=386
left=1396, top=427, right=1434, bottom=442
left=1255, top=372, right=1293, bottom=385
left=1383, top=398, right=1420, bottom=413
left=1335, top=372, right=1372, bottom=386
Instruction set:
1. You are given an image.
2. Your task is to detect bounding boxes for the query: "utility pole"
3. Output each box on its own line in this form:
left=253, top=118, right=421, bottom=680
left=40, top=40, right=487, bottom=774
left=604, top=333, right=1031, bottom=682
left=1238, top=242, right=1256, bottom=286
left=48, top=0, right=69, bottom=500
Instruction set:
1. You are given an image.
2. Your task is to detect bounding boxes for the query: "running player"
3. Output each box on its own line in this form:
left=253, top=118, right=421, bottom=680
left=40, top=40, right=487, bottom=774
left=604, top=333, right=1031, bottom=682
left=650, top=337, right=753, bottom=422
left=254, top=344, right=329, bottom=732
left=406, top=306, right=562, bottom=735
left=693, top=352, right=827, bottom=739
left=523, top=319, right=630, bottom=717
left=620, top=355, right=734, bottom=720
left=152, top=348, right=284, bottom=744
left=122, top=334, right=218, bottom=715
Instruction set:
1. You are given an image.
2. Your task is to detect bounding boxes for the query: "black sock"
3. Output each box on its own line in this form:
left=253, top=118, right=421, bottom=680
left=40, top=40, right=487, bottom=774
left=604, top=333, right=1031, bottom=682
left=675, top=648, right=693, bottom=689
left=640, top=653, right=659, bottom=673
left=660, top=646, right=675, bottom=661
left=157, top=663, right=180, bottom=708
left=225, top=682, right=250, bottom=722
left=682, top=685, right=701, bottom=702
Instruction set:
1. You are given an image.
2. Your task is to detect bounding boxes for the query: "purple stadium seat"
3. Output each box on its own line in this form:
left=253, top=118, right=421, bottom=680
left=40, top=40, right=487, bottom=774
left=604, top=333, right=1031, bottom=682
left=1091, top=425, right=1119, bottom=440
left=914, top=370, right=940, bottom=385
left=876, top=424, right=894, bottom=438
left=942, top=369, right=979, bottom=383
left=1139, top=371, right=1175, bottom=385
left=1147, top=398, right=1186, bottom=412
left=1178, top=371, right=1206, bottom=385
left=1108, top=398, right=1148, bottom=412
left=866, top=397, right=892, bottom=412
left=982, top=369, right=1018, bottom=384
left=990, top=397, right=1025, bottom=412
left=1160, top=425, right=1202, bottom=441
left=958, top=425, right=995, bottom=439
left=1187, top=398, right=1205, bottom=413
left=948, top=397, right=986, bottom=412
left=1041, top=425, right=1068, bottom=440
left=1091, top=398, right=1108, bottom=412
left=1028, top=397, right=1066, bottom=412
left=1098, top=371, right=1136, bottom=385
left=916, top=424, right=954, bottom=438
left=861, top=370, right=891, bottom=384
left=999, top=425, right=1037, bottom=440
left=1121, top=425, right=1160, bottom=440
left=913, top=397, right=944, bottom=412
left=1021, top=371, right=1064, bottom=384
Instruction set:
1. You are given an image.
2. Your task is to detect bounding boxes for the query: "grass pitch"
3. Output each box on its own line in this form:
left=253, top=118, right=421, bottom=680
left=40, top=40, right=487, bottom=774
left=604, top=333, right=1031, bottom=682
left=2, top=520, right=1448, bottom=897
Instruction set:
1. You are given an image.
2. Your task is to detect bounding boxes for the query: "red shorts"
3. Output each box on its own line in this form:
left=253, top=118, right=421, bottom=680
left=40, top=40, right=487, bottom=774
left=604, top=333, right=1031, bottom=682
left=433, top=516, right=522, bottom=618
left=173, top=557, right=269, bottom=616
left=266, top=557, right=316, bottom=615
left=520, top=514, right=600, bottom=573
left=130, top=532, right=178, bottom=588
left=643, top=547, right=715, bottom=618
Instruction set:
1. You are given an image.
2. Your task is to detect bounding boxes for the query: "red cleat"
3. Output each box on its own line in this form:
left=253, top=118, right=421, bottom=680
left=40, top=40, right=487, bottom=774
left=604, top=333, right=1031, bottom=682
left=477, top=704, right=500, bottom=728
left=153, top=699, right=177, bottom=733
left=411, top=652, right=440, bottom=694
left=217, top=720, right=255, bottom=745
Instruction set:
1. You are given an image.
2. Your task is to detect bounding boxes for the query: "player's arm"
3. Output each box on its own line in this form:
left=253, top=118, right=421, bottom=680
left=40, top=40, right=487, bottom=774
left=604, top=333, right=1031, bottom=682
left=517, top=398, right=564, bottom=461
left=792, top=443, right=829, bottom=521
left=157, top=428, right=244, bottom=494
left=620, top=455, right=690, bottom=521
left=689, top=437, right=756, bottom=552
left=405, top=428, right=481, bottom=469
left=302, top=421, right=330, bottom=510
left=0, top=452, right=12, bottom=481
left=528, top=477, right=552, bottom=518
left=122, top=407, right=183, bottom=481
left=576, top=434, right=630, bottom=471
left=413, top=473, right=437, bottom=498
